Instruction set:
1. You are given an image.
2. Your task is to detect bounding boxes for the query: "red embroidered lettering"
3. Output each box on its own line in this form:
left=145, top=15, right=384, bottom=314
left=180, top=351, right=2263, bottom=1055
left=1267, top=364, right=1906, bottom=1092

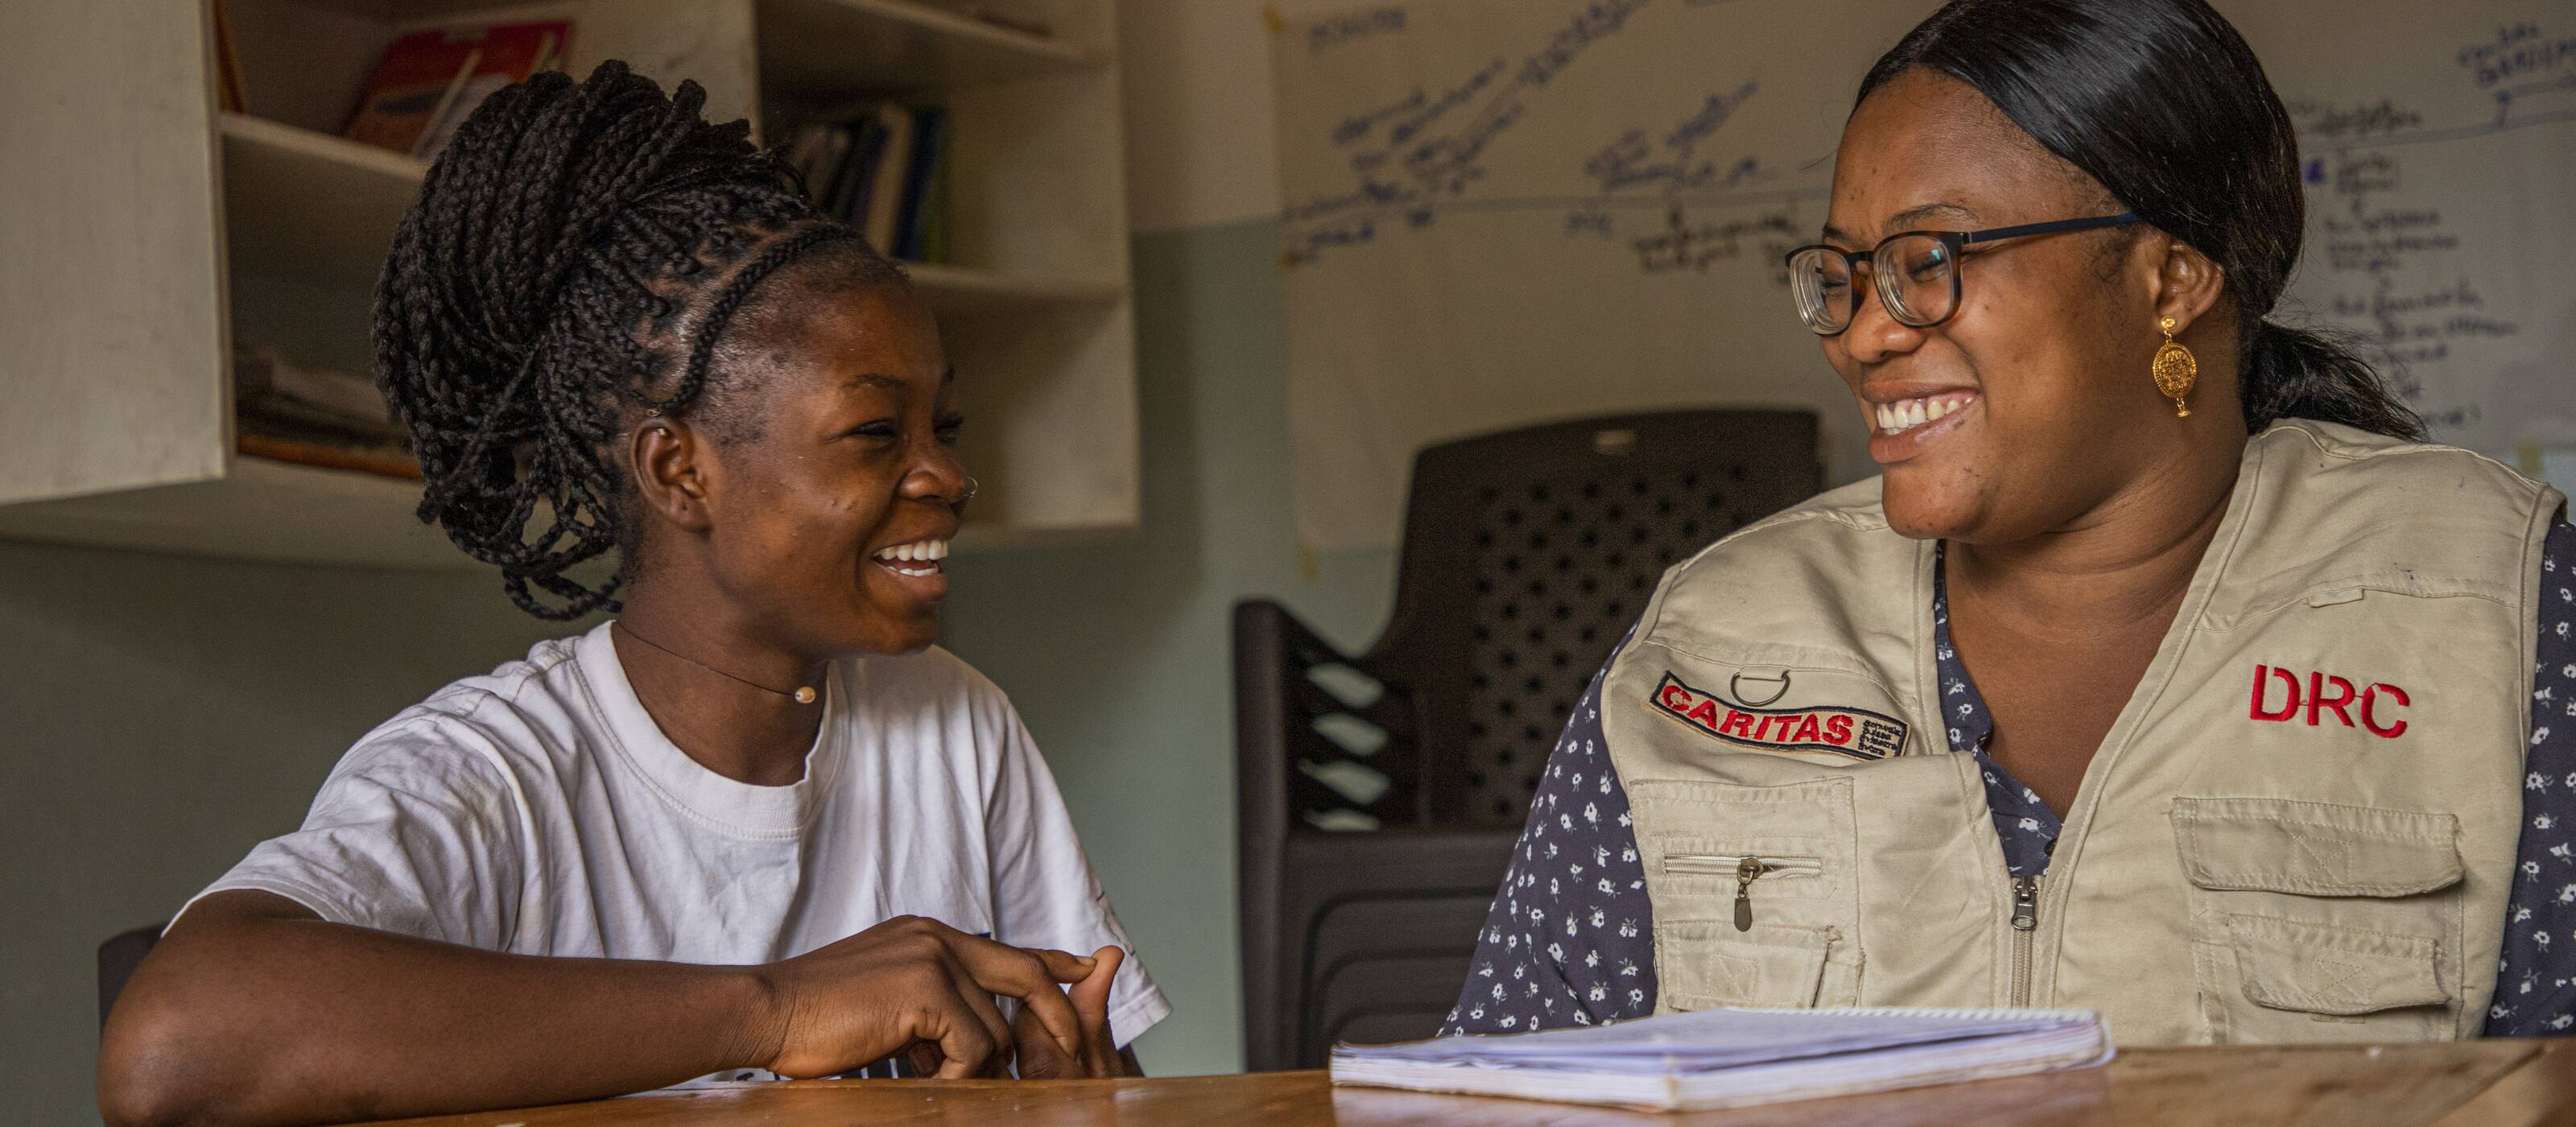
left=2250, top=663, right=2301, bottom=721
left=2306, top=671, right=2357, bottom=728
left=2363, top=683, right=2410, bottom=738
left=1643, top=671, right=1905, bottom=761
left=2248, top=664, right=2413, bottom=737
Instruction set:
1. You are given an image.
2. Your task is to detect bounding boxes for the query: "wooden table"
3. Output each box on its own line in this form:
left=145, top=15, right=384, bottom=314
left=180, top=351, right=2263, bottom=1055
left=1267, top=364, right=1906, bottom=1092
left=371, top=1041, right=2576, bottom=1126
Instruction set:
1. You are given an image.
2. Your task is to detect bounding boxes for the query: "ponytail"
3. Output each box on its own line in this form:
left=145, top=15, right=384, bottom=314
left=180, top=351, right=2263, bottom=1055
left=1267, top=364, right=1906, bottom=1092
left=2238, top=320, right=2425, bottom=441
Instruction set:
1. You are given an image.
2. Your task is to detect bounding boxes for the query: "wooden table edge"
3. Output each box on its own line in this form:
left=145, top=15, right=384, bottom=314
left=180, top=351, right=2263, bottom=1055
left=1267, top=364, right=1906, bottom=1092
left=2434, top=1039, right=2576, bottom=1127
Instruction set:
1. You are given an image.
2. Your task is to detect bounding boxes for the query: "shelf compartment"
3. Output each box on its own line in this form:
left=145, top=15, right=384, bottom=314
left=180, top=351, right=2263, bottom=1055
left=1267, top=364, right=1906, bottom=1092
left=223, top=114, right=1121, bottom=316
left=221, top=112, right=424, bottom=290
left=758, top=0, right=1104, bottom=97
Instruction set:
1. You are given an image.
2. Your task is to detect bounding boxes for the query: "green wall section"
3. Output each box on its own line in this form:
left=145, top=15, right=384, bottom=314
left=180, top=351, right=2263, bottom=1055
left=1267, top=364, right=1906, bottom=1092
left=1, top=217, right=1395, bottom=1121
left=0, top=542, right=564, bottom=1125
left=939, top=218, right=1397, bottom=1077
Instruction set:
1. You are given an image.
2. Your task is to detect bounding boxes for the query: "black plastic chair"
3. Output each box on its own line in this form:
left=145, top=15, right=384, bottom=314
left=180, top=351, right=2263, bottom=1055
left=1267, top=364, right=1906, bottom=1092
left=98, top=923, right=163, bottom=1033
left=1233, top=407, right=1821, bottom=1070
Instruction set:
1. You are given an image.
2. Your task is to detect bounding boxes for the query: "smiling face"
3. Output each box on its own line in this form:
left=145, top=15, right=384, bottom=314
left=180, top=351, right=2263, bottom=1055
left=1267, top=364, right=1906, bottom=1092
left=717, top=281, right=962, bottom=654
left=630, top=262, right=968, bottom=659
left=1821, top=68, right=2198, bottom=543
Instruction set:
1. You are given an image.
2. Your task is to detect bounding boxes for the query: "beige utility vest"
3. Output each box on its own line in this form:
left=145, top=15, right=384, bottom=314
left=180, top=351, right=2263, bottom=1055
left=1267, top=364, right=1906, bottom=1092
left=1602, top=420, right=2562, bottom=1044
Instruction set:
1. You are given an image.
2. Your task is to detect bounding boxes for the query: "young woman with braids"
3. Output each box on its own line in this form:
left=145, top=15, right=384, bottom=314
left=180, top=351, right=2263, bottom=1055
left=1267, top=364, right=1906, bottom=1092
left=98, top=63, right=1158, bottom=1124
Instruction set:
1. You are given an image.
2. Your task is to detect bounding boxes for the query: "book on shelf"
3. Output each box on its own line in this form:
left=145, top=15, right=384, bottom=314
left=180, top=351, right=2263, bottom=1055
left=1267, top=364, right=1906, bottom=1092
left=861, top=104, right=916, bottom=255
left=235, top=345, right=394, bottom=431
left=341, top=21, right=570, bottom=159
left=826, top=115, right=886, bottom=228
left=783, top=102, right=952, bottom=264
left=237, top=435, right=423, bottom=481
left=1329, top=1005, right=2113, bottom=1113
left=893, top=106, right=947, bottom=261
left=915, top=121, right=953, bottom=265
left=233, top=346, right=415, bottom=481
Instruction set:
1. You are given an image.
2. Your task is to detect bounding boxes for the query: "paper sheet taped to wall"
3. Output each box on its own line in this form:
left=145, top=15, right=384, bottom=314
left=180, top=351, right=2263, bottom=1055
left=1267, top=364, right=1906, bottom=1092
left=1270, top=0, right=2576, bottom=550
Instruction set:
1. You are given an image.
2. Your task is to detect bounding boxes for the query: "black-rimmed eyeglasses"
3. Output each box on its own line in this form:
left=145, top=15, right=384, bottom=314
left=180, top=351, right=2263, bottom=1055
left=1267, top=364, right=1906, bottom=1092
left=1783, top=213, right=2140, bottom=336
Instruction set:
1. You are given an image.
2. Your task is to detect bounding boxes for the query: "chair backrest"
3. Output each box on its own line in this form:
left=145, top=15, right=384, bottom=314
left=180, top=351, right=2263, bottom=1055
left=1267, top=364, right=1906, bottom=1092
left=1281, top=829, right=1513, bottom=1066
left=1234, top=408, right=1822, bottom=1070
left=1368, top=407, right=1822, bottom=825
left=98, top=923, right=163, bottom=1033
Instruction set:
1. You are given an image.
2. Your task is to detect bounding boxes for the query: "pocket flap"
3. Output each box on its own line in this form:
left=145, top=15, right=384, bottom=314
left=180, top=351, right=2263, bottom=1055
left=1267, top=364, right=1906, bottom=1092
left=1656, top=922, right=1836, bottom=1010
left=2223, top=914, right=2450, bottom=1016
left=2171, top=797, right=2462, bottom=896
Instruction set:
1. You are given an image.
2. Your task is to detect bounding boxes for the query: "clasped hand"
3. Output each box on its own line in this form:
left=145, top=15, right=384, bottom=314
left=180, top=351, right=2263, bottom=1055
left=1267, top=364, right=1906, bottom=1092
left=751, top=915, right=1128, bottom=1080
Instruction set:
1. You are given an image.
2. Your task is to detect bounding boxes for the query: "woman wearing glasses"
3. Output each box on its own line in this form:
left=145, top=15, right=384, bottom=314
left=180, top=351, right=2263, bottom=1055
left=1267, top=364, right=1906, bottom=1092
left=1447, top=0, right=2574, bottom=1044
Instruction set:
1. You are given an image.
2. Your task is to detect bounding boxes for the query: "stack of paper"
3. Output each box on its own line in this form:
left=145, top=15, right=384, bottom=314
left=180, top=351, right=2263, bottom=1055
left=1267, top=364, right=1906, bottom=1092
left=1330, top=1006, right=2112, bottom=1112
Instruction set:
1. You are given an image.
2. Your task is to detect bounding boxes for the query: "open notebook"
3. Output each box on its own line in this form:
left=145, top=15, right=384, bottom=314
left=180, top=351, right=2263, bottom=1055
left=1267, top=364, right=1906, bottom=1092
left=1329, top=1007, right=2112, bottom=1112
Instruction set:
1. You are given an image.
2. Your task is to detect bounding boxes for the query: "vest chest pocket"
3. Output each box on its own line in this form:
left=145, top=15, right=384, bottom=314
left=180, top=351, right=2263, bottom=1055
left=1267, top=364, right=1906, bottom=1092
left=1631, top=778, right=1864, bottom=1014
left=2170, top=797, right=2465, bottom=1043
left=1657, top=919, right=1859, bottom=1012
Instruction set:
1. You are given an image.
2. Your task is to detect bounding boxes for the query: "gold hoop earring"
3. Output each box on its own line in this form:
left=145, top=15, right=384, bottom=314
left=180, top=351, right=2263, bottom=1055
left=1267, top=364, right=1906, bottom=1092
left=2151, top=316, right=2197, bottom=418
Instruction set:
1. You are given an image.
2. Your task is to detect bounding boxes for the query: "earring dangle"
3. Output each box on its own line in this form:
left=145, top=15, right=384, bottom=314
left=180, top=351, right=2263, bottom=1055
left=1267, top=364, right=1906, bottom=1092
left=2151, top=316, right=2197, bottom=418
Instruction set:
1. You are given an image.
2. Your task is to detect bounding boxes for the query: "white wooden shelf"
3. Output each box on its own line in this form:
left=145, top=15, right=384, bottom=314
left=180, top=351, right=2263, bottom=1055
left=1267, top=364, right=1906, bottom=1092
left=758, top=0, right=1105, bottom=96
left=3, top=0, right=1139, bottom=571
left=0, top=456, right=458, bottom=570
left=0, top=451, right=1121, bottom=569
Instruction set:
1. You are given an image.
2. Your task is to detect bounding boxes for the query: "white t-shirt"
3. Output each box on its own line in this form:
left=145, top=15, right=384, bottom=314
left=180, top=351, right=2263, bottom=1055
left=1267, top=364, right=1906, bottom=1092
left=189, top=622, right=1169, bottom=1071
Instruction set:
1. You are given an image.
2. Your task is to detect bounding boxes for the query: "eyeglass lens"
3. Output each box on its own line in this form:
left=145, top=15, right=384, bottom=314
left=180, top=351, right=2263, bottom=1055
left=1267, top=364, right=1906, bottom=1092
left=1787, top=234, right=1958, bottom=335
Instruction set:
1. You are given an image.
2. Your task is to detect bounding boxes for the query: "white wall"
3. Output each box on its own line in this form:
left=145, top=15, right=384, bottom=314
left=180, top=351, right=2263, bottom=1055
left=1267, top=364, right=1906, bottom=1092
left=1119, top=0, right=1282, bottom=233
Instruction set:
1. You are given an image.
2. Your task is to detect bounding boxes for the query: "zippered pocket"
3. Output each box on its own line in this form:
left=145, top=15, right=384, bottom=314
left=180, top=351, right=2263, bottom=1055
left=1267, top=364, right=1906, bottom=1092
left=1630, top=777, right=1868, bottom=1015
left=1665, top=854, right=1825, bottom=930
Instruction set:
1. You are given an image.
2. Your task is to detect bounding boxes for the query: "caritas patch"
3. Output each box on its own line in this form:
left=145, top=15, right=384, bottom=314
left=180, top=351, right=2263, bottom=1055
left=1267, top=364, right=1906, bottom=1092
left=1648, top=671, right=1907, bottom=761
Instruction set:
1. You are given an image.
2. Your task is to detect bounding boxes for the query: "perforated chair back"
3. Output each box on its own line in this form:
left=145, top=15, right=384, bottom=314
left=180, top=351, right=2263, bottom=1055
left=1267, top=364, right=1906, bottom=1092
left=1235, top=408, right=1822, bottom=1070
left=1369, top=408, right=1823, bottom=826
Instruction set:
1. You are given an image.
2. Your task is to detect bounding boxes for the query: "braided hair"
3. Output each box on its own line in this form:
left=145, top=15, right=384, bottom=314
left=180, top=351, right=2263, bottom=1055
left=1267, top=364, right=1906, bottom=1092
left=375, top=60, right=903, bottom=619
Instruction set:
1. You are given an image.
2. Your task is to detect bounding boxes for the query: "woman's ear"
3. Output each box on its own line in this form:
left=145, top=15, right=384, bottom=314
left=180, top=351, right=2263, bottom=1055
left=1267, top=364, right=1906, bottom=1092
left=630, top=418, right=715, bottom=535
left=2151, top=233, right=2227, bottom=336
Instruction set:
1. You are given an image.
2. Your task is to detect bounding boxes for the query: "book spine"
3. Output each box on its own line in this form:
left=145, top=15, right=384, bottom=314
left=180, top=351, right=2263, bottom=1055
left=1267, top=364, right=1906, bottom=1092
left=831, top=116, right=886, bottom=223
left=864, top=105, right=916, bottom=254
left=919, top=135, right=952, bottom=265
left=893, top=107, right=944, bottom=261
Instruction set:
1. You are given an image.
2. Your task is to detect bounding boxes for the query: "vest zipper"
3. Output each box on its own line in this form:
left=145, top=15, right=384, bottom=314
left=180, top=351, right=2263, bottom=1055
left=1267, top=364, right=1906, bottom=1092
left=1662, top=854, right=1825, bottom=931
left=2009, top=874, right=2041, bottom=1006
